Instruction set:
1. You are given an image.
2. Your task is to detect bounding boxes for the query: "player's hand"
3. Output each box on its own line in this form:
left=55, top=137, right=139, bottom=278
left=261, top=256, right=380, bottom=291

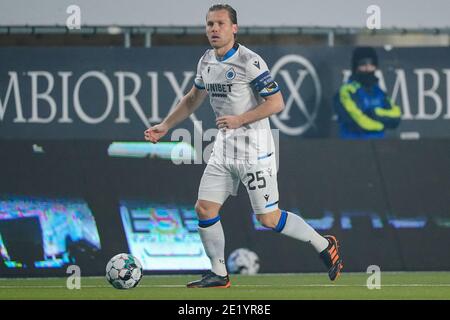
left=144, top=123, right=169, bottom=144
left=216, top=115, right=244, bottom=130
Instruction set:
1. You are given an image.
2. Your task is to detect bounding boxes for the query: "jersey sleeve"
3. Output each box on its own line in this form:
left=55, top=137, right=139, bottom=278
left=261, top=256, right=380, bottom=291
left=246, top=55, right=280, bottom=97
left=194, top=54, right=206, bottom=90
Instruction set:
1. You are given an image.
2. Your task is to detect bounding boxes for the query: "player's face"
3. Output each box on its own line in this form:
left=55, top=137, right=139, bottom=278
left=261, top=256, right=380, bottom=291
left=206, top=10, right=238, bottom=50
left=357, top=63, right=376, bottom=73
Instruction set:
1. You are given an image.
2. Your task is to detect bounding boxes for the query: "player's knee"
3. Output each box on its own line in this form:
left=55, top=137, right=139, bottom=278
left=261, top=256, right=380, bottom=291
left=194, top=201, right=208, bottom=217
left=256, top=211, right=280, bottom=229
left=195, top=200, right=219, bottom=220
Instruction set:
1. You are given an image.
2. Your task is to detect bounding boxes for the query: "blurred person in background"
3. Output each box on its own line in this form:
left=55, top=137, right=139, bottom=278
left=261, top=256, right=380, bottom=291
left=334, top=47, right=402, bottom=139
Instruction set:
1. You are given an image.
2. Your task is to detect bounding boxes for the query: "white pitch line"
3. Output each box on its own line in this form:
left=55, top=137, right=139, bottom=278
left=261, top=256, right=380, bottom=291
left=1, top=284, right=450, bottom=289
left=1, top=272, right=449, bottom=281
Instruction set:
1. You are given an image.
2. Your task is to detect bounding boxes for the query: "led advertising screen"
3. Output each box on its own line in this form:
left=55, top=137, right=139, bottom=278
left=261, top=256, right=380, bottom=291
left=0, top=195, right=101, bottom=269
left=120, top=200, right=210, bottom=271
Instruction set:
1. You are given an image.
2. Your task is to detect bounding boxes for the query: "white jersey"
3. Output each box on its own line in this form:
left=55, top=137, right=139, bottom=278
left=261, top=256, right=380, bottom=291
left=194, top=43, right=280, bottom=160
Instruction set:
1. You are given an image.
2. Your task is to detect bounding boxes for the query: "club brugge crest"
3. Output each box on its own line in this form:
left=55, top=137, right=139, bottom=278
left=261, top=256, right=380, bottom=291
left=225, top=67, right=236, bottom=80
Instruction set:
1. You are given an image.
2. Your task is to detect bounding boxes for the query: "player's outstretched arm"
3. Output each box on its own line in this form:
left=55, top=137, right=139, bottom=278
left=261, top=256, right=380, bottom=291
left=144, top=86, right=207, bottom=143
left=216, top=91, right=284, bottom=129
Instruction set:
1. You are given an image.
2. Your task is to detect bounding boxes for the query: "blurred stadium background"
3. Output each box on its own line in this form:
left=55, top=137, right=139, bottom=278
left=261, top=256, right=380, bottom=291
left=0, top=0, right=449, bottom=285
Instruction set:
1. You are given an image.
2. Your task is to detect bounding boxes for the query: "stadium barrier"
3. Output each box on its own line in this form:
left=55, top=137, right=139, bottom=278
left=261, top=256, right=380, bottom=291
left=0, top=46, right=450, bottom=140
left=0, top=139, right=449, bottom=276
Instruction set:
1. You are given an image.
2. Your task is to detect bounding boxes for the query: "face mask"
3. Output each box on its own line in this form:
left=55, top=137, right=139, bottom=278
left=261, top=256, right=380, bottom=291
left=354, top=71, right=378, bottom=87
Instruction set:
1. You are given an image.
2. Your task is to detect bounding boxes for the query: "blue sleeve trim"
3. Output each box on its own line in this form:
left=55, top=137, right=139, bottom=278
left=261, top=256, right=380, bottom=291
left=250, top=71, right=270, bottom=84
left=257, top=152, right=274, bottom=160
left=198, top=215, right=220, bottom=228
left=194, top=82, right=205, bottom=90
left=265, top=200, right=279, bottom=208
left=250, top=71, right=273, bottom=92
left=273, top=210, right=288, bottom=233
left=260, top=87, right=280, bottom=97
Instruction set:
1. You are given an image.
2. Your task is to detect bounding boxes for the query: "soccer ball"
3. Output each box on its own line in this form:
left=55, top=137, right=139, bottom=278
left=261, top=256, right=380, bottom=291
left=106, top=253, right=143, bottom=289
left=227, top=248, right=260, bottom=275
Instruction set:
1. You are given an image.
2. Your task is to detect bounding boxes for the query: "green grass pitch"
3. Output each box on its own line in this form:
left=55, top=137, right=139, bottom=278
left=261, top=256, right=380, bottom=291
left=0, top=272, right=449, bottom=300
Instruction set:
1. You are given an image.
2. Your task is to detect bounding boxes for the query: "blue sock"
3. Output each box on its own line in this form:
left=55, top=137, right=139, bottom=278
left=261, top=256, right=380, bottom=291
left=273, top=210, right=288, bottom=232
left=198, top=215, right=221, bottom=228
left=273, top=210, right=328, bottom=253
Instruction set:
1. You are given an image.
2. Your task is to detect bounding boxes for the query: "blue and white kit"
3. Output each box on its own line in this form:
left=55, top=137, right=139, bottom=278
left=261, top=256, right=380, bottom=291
left=195, top=43, right=281, bottom=214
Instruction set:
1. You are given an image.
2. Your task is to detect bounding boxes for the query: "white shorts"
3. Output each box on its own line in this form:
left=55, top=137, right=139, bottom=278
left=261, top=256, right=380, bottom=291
left=198, top=152, right=279, bottom=214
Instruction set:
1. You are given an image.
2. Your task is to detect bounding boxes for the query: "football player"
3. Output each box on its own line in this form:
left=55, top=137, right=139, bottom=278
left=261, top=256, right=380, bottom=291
left=145, top=4, right=343, bottom=288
